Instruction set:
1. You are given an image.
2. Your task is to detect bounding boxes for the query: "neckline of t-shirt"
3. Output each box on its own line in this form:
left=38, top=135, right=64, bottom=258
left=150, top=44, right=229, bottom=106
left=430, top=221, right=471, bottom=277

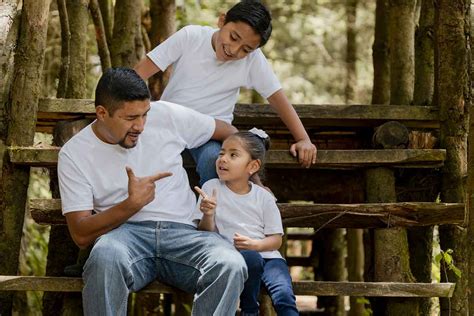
left=221, top=180, right=254, bottom=197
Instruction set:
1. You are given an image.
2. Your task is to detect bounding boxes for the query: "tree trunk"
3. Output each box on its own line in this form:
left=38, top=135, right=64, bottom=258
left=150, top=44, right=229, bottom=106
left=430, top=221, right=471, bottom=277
left=98, top=0, right=113, bottom=46
left=434, top=1, right=470, bottom=315
left=368, top=2, right=419, bottom=314
left=345, top=0, right=357, bottom=104
left=366, top=168, right=418, bottom=316
left=372, top=0, right=390, bottom=105
left=414, top=0, right=434, bottom=106
left=347, top=229, right=365, bottom=316
left=314, top=229, right=346, bottom=316
left=89, top=0, right=112, bottom=72
left=148, top=0, right=176, bottom=100
left=467, top=72, right=474, bottom=314
left=389, top=0, right=415, bottom=105
left=43, top=1, right=91, bottom=314
left=0, top=1, right=51, bottom=313
left=111, top=0, right=143, bottom=67
left=407, top=1, right=436, bottom=315
left=65, top=0, right=89, bottom=98
left=0, top=0, right=20, bottom=141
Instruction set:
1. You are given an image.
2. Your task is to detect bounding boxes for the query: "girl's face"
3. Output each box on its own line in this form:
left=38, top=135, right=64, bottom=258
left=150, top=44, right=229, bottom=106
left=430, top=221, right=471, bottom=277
left=216, top=137, right=260, bottom=183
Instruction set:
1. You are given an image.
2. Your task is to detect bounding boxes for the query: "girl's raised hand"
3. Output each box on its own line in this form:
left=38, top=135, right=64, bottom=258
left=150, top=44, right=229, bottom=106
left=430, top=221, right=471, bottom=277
left=194, top=186, right=217, bottom=216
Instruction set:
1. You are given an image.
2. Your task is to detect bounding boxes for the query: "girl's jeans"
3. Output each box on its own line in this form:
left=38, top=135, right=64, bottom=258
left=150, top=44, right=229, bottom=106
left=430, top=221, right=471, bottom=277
left=239, top=250, right=299, bottom=316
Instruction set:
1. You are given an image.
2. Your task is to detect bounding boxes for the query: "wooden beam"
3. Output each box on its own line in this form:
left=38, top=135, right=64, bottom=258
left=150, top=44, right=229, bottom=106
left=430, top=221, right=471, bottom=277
left=36, top=98, right=440, bottom=132
left=29, top=199, right=465, bottom=228
left=0, top=276, right=455, bottom=297
left=9, top=148, right=446, bottom=169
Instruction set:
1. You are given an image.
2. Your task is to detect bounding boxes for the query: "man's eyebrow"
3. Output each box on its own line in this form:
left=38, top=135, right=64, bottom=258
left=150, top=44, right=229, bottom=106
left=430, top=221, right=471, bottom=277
left=124, top=108, right=151, bottom=118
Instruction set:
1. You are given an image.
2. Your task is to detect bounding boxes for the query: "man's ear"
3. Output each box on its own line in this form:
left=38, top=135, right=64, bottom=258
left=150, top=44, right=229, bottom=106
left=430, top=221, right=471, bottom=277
left=95, top=105, right=108, bottom=121
left=217, top=13, right=226, bottom=28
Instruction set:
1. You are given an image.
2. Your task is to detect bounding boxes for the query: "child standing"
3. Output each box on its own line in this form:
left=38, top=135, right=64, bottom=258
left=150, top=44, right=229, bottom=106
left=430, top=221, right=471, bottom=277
left=135, top=1, right=316, bottom=186
left=194, top=129, right=298, bottom=316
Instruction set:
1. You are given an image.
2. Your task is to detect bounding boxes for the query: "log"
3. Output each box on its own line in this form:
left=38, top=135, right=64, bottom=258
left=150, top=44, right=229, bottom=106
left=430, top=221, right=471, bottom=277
left=0, top=276, right=455, bottom=297
left=8, top=147, right=447, bottom=169
left=29, top=199, right=465, bottom=228
left=35, top=98, right=440, bottom=132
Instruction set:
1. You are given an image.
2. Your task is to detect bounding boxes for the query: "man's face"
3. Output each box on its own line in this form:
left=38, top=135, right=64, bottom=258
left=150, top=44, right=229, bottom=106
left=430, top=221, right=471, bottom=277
left=213, top=16, right=262, bottom=62
left=96, top=99, right=150, bottom=148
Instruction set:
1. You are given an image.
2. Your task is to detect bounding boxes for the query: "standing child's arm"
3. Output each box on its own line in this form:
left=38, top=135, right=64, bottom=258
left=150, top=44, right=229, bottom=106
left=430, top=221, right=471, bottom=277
left=194, top=186, right=218, bottom=232
left=233, top=233, right=282, bottom=252
left=134, top=57, right=162, bottom=80
left=267, top=89, right=317, bottom=168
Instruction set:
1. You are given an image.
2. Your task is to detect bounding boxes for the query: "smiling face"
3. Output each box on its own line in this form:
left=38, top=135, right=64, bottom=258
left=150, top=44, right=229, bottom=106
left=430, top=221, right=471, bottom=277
left=94, top=99, right=150, bottom=149
left=216, top=136, right=260, bottom=183
left=212, top=15, right=262, bottom=62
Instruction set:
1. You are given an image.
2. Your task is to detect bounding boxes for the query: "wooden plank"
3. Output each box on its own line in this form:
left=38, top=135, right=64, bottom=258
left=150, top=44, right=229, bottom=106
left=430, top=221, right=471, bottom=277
left=36, top=98, right=440, bottom=130
left=29, top=199, right=465, bottom=228
left=279, top=202, right=466, bottom=228
left=0, top=276, right=455, bottom=297
left=9, top=148, right=446, bottom=169
left=292, top=281, right=455, bottom=297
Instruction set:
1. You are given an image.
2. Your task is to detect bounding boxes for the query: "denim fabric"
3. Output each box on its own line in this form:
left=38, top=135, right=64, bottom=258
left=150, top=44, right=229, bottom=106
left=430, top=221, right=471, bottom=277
left=188, top=140, right=221, bottom=186
left=82, top=221, right=247, bottom=316
left=240, top=251, right=299, bottom=316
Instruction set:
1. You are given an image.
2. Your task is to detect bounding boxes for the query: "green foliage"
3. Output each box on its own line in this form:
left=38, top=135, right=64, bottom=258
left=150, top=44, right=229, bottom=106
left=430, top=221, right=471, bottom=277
left=355, top=297, right=373, bottom=316
left=435, top=249, right=462, bottom=280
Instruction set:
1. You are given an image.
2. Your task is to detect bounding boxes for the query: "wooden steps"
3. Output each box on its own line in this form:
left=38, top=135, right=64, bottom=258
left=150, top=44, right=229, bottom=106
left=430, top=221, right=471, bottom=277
left=35, top=98, right=440, bottom=133
left=29, top=199, right=465, bottom=228
left=0, top=276, right=455, bottom=298
left=9, top=147, right=446, bottom=169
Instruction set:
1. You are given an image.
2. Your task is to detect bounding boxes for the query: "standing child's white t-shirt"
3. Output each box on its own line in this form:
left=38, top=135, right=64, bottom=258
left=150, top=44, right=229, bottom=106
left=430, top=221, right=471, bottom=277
left=147, top=25, right=281, bottom=123
left=194, top=178, right=284, bottom=259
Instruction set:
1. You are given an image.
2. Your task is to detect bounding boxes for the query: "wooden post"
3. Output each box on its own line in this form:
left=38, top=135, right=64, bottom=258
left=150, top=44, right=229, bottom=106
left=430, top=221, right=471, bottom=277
left=434, top=1, right=470, bottom=315
left=0, top=0, right=51, bottom=313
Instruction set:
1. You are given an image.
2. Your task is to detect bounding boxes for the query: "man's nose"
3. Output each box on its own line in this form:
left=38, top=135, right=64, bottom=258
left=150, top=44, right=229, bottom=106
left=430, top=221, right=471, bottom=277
left=133, top=117, right=145, bottom=132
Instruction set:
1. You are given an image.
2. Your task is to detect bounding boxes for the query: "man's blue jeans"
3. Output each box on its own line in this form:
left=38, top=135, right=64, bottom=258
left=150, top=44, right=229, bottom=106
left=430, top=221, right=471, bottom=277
left=82, top=221, right=247, bottom=315
left=188, top=140, right=221, bottom=186
left=240, top=250, right=299, bottom=316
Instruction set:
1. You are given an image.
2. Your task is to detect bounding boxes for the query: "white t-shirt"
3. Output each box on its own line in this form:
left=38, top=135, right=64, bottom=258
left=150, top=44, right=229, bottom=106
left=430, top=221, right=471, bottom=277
left=147, top=25, right=281, bottom=123
left=194, top=179, right=284, bottom=259
left=58, top=101, right=215, bottom=225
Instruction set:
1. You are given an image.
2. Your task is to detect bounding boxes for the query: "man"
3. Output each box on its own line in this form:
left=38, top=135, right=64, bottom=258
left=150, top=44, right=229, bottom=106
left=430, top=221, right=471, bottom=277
left=58, top=68, right=246, bottom=315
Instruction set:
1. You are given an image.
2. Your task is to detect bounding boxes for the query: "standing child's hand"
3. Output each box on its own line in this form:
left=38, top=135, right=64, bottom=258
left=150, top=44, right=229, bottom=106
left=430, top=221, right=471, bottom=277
left=290, top=139, right=317, bottom=168
left=233, top=233, right=260, bottom=251
left=194, top=186, right=217, bottom=216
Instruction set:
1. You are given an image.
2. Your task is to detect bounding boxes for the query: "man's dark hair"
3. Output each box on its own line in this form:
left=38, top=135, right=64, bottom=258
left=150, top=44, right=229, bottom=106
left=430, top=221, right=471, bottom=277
left=95, top=67, right=150, bottom=116
left=225, top=1, right=272, bottom=47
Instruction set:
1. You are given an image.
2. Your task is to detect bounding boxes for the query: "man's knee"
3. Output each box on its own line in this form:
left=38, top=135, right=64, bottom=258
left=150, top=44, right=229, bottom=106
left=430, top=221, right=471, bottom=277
left=84, top=238, right=130, bottom=276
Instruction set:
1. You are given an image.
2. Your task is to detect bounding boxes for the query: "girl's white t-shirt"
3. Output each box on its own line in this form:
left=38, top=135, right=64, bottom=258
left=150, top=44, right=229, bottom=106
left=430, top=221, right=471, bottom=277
left=194, top=179, right=284, bottom=259
left=147, top=25, right=281, bottom=123
left=58, top=101, right=215, bottom=225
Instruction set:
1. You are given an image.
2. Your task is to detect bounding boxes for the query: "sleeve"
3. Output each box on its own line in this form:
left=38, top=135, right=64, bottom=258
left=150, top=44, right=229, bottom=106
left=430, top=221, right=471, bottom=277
left=247, top=49, right=282, bottom=99
left=57, top=150, right=94, bottom=214
left=170, top=102, right=216, bottom=149
left=146, top=25, right=190, bottom=71
left=262, top=192, right=284, bottom=235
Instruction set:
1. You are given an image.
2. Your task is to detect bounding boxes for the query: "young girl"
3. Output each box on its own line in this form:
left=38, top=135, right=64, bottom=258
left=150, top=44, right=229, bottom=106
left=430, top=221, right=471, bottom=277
left=194, top=128, right=298, bottom=316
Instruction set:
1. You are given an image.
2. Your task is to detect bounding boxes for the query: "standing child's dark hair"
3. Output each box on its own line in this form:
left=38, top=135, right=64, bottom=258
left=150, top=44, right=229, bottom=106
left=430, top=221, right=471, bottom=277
left=230, top=128, right=270, bottom=178
left=224, top=1, right=272, bottom=47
